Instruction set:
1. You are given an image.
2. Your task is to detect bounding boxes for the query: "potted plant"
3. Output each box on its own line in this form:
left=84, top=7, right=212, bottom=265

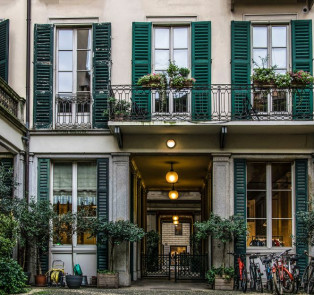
left=206, top=266, right=235, bottom=290
left=95, top=220, right=145, bottom=288
left=104, top=97, right=132, bottom=121
left=18, top=199, right=55, bottom=287
left=137, top=73, right=167, bottom=89
left=289, top=70, right=314, bottom=87
left=195, top=213, right=247, bottom=290
left=167, top=62, right=196, bottom=89
left=53, top=208, right=96, bottom=289
left=274, top=73, right=291, bottom=89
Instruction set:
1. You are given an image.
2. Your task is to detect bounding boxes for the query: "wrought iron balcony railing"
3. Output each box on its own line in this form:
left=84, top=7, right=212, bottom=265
left=107, top=84, right=314, bottom=122
left=55, top=94, right=92, bottom=129
left=0, top=76, right=25, bottom=121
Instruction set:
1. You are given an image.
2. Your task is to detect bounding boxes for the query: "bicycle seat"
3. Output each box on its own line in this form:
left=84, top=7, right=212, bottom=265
left=262, top=258, right=272, bottom=264
left=250, top=255, right=258, bottom=259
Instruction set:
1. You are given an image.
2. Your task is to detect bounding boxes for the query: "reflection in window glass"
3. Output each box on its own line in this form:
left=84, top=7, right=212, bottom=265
left=59, top=30, right=73, bottom=50
left=247, top=163, right=266, bottom=190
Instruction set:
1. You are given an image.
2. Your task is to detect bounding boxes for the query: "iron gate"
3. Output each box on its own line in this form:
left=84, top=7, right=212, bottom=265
left=141, top=253, right=208, bottom=281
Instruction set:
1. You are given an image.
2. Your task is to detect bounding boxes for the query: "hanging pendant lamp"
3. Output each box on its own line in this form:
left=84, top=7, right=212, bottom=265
left=168, top=184, right=179, bottom=200
left=166, top=162, right=178, bottom=183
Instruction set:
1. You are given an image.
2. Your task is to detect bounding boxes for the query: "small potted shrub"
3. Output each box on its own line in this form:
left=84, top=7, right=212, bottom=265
left=195, top=213, right=247, bottom=290
left=167, top=62, right=196, bottom=89
left=95, top=220, right=145, bottom=288
left=274, top=73, right=291, bottom=89
left=104, top=97, right=131, bottom=121
left=289, top=70, right=314, bottom=87
left=18, top=199, right=55, bottom=287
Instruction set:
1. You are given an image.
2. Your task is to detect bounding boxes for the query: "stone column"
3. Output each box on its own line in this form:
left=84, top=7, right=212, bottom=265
left=212, top=153, right=231, bottom=267
left=110, top=153, right=131, bottom=286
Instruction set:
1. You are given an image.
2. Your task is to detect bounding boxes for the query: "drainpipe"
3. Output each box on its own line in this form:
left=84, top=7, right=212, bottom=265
left=25, top=0, right=31, bottom=202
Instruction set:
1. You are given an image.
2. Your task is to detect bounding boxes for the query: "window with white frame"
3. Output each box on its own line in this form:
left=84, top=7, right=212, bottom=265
left=252, top=25, right=289, bottom=114
left=247, top=162, right=292, bottom=248
left=153, top=26, right=190, bottom=114
left=56, top=28, right=92, bottom=128
left=53, top=162, right=97, bottom=245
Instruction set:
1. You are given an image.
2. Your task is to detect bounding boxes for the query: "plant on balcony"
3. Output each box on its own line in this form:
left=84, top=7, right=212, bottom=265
left=137, top=73, right=167, bottom=89
left=274, top=73, right=291, bottom=88
left=104, top=97, right=132, bottom=120
left=289, top=70, right=314, bottom=87
left=167, top=62, right=196, bottom=89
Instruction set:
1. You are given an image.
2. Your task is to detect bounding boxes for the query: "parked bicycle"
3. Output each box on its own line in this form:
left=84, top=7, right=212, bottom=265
left=228, top=252, right=247, bottom=293
left=248, top=253, right=263, bottom=293
left=272, top=249, right=295, bottom=295
left=302, top=250, right=314, bottom=294
left=260, top=253, right=275, bottom=293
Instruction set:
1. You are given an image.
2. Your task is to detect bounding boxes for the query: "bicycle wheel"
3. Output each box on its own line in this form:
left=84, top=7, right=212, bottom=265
left=307, top=270, right=314, bottom=294
left=267, top=277, right=273, bottom=293
left=256, top=272, right=263, bottom=293
left=273, top=270, right=283, bottom=295
left=250, top=266, right=256, bottom=290
left=282, top=269, right=294, bottom=293
left=241, top=268, right=248, bottom=293
left=303, top=266, right=311, bottom=292
left=293, top=266, right=300, bottom=294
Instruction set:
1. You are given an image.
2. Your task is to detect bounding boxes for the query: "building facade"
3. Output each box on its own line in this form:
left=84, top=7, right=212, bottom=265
left=0, top=0, right=313, bottom=286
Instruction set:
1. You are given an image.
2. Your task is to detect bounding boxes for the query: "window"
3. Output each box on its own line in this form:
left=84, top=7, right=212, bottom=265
left=247, top=162, right=292, bottom=248
left=56, top=28, right=92, bottom=128
left=252, top=25, right=289, bottom=114
left=153, top=26, right=190, bottom=114
left=53, top=162, right=97, bottom=245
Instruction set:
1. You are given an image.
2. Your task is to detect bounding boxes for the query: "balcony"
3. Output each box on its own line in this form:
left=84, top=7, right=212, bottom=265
left=55, top=94, right=92, bottom=129
left=107, top=84, right=314, bottom=123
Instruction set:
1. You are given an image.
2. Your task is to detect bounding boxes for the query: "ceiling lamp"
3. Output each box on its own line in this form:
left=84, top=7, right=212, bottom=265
left=173, top=220, right=179, bottom=225
left=172, top=215, right=179, bottom=221
left=166, top=162, right=178, bottom=184
left=169, top=184, right=179, bottom=200
left=166, top=139, right=176, bottom=149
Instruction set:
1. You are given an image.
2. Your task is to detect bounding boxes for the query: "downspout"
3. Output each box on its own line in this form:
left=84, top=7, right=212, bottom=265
left=25, top=0, right=31, bottom=202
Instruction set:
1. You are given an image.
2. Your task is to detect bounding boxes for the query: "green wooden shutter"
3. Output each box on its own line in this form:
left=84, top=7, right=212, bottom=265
left=37, top=158, right=50, bottom=273
left=132, top=22, right=151, bottom=120
left=234, top=159, right=247, bottom=256
left=0, top=158, right=13, bottom=192
left=191, top=21, right=211, bottom=121
left=291, top=20, right=313, bottom=120
left=93, top=23, right=111, bottom=128
left=33, top=24, right=53, bottom=129
left=97, top=158, right=109, bottom=270
left=0, top=19, right=9, bottom=82
left=231, top=21, right=251, bottom=120
left=295, top=159, right=308, bottom=274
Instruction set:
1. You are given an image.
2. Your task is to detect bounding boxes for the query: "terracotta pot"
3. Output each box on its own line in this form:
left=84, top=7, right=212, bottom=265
left=35, top=274, right=47, bottom=287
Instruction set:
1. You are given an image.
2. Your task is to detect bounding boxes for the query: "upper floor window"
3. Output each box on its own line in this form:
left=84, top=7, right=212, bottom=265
left=247, top=162, right=292, bottom=248
left=56, top=28, right=92, bottom=128
left=153, top=26, right=190, bottom=115
left=252, top=25, right=288, bottom=74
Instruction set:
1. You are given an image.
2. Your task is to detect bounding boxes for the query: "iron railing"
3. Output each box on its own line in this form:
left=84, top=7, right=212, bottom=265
left=55, top=94, right=92, bottom=129
left=0, top=76, right=24, bottom=120
left=107, top=85, right=314, bottom=122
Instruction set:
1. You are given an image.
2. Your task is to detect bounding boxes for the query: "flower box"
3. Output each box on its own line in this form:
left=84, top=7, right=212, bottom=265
left=97, top=272, right=119, bottom=289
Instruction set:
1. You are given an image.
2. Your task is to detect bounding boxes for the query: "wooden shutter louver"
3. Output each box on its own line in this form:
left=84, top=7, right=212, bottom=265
left=231, top=21, right=251, bottom=120
left=291, top=20, right=313, bottom=120
left=92, top=23, right=111, bottom=128
left=33, top=24, right=53, bottom=129
left=0, top=19, right=9, bottom=82
left=191, top=21, right=211, bottom=121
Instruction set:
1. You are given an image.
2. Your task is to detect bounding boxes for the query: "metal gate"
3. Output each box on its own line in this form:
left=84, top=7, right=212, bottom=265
left=141, top=253, right=208, bottom=281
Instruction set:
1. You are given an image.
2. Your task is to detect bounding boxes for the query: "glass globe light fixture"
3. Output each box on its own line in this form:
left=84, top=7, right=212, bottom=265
left=173, top=220, right=179, bottom=225
left=172, top=215, right=179, bottom=221
left=168, top=184, right=179, bottom=200
left=166, top=162, right=178, bottom=183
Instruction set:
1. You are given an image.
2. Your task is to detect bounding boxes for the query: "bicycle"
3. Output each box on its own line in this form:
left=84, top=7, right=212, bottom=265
left=248, top=253, right=263, bottom=293
left=260, top=253, right=274, bottom=293
left=302, top=251, right=314, bottom=294
left=228, top=252, right=247, bottom=293
left=272, top=249, right=295, bottom=295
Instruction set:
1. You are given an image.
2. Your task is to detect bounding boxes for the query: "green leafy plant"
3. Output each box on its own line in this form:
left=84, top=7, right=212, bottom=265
left=94, top=220, right=145, bottom=272
left=137, top=73, right=167, bottom=88
left=206, top=266, right=235, bottom=285
left=0, top=214, right=18, bottom=258
left=289, top=70, right=314, bottom=85
left=97, top=270, right=116, bottom=275
left=251, top=57, right=277, bottom=85
left=167, top=61, right=195, bottom=89
left=194, top=213, right=247, bottom=267
left=296, top=207, right=314, bottom=246
left=274, top=73, right=291, bottom=88
left=17, top=199, right=55, bottom=275
left=104, top=97, right=132, bottom=119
